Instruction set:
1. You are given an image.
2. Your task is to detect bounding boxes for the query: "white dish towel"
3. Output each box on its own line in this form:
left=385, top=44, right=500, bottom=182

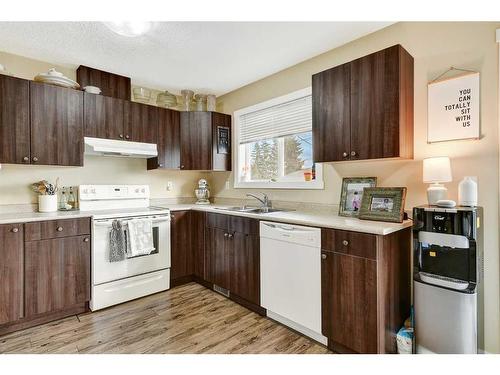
left=126, top=218, right=155, bottom=257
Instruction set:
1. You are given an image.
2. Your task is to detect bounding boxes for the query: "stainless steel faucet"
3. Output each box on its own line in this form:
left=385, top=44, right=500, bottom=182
left=246, top=192, right=272, bottom=210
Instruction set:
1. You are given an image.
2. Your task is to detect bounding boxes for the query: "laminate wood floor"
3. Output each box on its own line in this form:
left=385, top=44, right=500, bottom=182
left=0, top=282, right=330, bottom=354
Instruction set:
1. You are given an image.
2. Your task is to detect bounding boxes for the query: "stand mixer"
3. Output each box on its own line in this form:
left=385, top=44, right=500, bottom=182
left=195, top=179, right=210, bottom=205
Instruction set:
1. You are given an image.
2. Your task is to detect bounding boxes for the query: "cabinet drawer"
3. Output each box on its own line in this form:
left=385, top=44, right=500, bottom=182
left=321, top=228, right=377, bottom=260
left=206, top=213, right=229, bottom=230
left=25, top=218, right=91, bottom=241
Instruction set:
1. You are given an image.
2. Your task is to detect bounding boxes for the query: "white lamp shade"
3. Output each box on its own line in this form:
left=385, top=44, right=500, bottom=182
left=423, top=157, right=452, bottom=183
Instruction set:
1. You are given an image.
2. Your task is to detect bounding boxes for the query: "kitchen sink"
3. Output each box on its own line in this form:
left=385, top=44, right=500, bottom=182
left=215, top=206, right=289, bottom=214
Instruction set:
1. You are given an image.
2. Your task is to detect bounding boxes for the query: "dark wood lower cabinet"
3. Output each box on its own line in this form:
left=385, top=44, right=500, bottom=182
left=322, top=251, right=377, bottom=353
left=0, top=224, right=24, bottom=325
left=205, top=227, right=231, bottom=290
left=170, top=210, right=193, bottom=284
left=230, top=232, right=260, bottom=305
left=321, top=227, right=411, bottom=354
left=25, top=235, right=91, bottom=317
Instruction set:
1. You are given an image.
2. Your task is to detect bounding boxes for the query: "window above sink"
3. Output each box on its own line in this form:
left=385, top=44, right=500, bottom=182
left=233, top=87, right=324, bottom=190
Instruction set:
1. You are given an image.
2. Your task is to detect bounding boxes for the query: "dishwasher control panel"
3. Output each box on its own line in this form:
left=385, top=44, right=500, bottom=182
left=259, top=221, right=321, bottom=248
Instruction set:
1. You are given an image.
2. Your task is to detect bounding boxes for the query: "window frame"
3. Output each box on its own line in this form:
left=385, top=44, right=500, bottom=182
left=233, top=87, right=324, bottom=190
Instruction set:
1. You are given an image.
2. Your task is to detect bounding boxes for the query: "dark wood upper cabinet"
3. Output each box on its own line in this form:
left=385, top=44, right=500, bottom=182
left=212, top=112, right=231, bottom=171
left=0, top=75, right=30, bottom=164
left=147, top=108, right=180, bottom=170
left=83, top=92, right=125, bottom=140
left=312, top=63, right=350, bottom=162
left=312, top=44, right=413, bottom=162
left=30, top=81, right=84, bottom=166
left=124, top=101, right=158, bottom=144
left=24, top=235, right=91, bottom=317
left=180, top=112, right=213, bottom=170
left=179, top=111, right=231, bottom=171
left=76, top=65, right=131, bottom=100
left=0, top=224, right=24, bottom=325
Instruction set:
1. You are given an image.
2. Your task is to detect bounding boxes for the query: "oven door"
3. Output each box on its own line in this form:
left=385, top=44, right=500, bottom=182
left=92, top=215, right=171, bottom=285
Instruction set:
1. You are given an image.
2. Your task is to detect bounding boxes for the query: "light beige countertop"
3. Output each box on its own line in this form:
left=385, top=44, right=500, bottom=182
left=161, top=204, right=412, bottom=235
left=0, top=203, right=412, bottom=235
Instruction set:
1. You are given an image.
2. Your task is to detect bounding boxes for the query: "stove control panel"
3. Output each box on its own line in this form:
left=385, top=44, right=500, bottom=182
left=79, top=185, right=150, bottom=201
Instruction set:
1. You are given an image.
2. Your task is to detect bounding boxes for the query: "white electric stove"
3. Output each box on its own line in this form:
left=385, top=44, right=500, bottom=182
left=79, top=185, right=171, bottom=311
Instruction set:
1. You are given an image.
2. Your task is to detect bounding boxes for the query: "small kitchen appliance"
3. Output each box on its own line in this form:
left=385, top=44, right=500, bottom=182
left=413, top=206, right=484, bottom=353
left=195, top=179, right=210, bottom=205
left=79, top=185, right=171, bottom=311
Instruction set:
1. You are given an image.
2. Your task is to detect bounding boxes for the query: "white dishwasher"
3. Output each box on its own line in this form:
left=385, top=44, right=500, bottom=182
left=260, top=221, right=327, bottom=345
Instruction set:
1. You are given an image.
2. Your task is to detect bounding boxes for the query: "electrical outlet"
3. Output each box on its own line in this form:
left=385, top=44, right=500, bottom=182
left=166, top=181, right=174, bottom=191
left=225, top=180, right=230, bottom=189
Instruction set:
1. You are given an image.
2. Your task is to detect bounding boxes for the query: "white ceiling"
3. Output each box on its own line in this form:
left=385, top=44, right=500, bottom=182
left=0, top=22, right=391, bottom=96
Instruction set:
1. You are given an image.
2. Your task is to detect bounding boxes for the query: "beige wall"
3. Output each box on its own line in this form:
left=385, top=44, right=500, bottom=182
left=0, top=51, right=207, bottom=204
left=216, top=22, right=500, bottom=352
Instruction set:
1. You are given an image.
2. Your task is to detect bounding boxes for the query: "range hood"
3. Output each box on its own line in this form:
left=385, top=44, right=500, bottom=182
left=84, top=137, right=158, bottom=158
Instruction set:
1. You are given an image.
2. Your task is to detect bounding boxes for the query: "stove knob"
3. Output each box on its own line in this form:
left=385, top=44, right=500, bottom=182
left=135, top=188, right=140, bottom=193
left=141, top=188, right=145, bottom=193
left=83, top=189, right=88, bottom=194
left=91, top=189, right=96, bottom=194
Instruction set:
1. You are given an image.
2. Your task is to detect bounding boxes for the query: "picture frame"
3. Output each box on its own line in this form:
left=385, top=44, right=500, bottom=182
left=339, top=177, right=377, bottom=217
left=358, top=187, right=407, bottom=223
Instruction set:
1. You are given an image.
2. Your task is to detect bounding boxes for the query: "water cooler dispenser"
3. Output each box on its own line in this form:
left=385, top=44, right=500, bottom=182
left=413, top=206, right=484, bottom=353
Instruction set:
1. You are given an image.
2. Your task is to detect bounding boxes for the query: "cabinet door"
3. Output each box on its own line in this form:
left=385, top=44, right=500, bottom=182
left=124, top=101, right=158, bottom=143
left=0, top=75, right=30, bottom=164
left=170, top=210, right=193, bottom=281
left=191, top=211, right=206, bottom=279
left=148, top=108, right=180, bottom=170
left=180, top=112, right=212, bottom=170
left=321, top=251, right=377, bottom=353
left=205, top=227, right=230, bottom=289
left=0, top=224, right=24, bottom=325
left=350, top=45, right=401, bottom=160
left=312, top=63, right=351, bottom=162
left=83, top=92, right=125, bottom=140
left=25, top=235, right=91, bottom=316
left=212, top=112, right=231, bottom=171
left=30, top=82, right=84, bottom=166
left=229, top=232, right=260, bottom=305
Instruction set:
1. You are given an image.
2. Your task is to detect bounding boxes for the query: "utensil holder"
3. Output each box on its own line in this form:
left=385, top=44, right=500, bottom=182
left=38, top=195, right=58, bottom=212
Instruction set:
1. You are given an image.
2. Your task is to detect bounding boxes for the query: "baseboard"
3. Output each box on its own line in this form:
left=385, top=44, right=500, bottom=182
left=170, top=274, right=195, bottom=288
left=0, top=303, right=88, bottom=337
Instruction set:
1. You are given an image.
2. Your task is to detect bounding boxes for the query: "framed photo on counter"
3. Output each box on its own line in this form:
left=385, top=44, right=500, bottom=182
left=339, top=177, right=377, bottom=217
left=358, top=187, right=407, bottom=223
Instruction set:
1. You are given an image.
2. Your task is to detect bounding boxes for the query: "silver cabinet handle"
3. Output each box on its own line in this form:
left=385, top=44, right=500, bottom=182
left=342, top=240, right=349, bottom=246
left=57, top=226, right=63, bottom=232
left=228, top=233, right=233, bottom=239
left=119, top=134, right=124, bottom=139
left=11, top=227, right=19, bottom=233
left=170, top=214, right=175, bottom=219
left=32, top=156, right=38, bottom=162
left=342, top=152, right=348, bottom=158
left=350, top=151, right=357, bottom=157
left=23, top=156, right=29, bottom=162
left=125, top=135, right=130, bottom=139
left=224, top=233, right=229, bottom=238
left=321, top=253, right=327, bottom=260
left=83, top=237, right=90, bottom=242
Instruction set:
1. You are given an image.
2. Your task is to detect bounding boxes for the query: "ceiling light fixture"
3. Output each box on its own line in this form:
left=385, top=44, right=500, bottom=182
left=103, top=21, right=153, bottom=37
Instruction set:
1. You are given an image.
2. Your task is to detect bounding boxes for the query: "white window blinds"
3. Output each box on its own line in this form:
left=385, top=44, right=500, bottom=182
left=239, top=94, right=312, bottom=144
